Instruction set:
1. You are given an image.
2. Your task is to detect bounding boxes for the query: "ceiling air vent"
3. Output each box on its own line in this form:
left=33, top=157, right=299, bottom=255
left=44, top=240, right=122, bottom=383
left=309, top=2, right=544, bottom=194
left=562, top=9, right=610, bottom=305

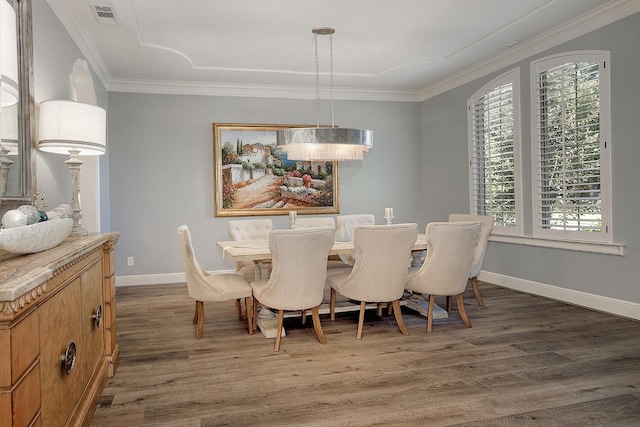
left=91, top=4, right=117, bottom=25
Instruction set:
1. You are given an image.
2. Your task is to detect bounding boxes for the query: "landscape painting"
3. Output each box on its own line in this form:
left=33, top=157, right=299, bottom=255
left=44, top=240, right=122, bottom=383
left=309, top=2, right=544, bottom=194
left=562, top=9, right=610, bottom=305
left=213, top=123, right=339, bottom=217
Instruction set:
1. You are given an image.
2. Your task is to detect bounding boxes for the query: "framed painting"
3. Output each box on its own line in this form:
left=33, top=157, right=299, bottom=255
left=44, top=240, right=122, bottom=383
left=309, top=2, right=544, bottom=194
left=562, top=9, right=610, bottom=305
left=213, top=123, right=340, bottom=217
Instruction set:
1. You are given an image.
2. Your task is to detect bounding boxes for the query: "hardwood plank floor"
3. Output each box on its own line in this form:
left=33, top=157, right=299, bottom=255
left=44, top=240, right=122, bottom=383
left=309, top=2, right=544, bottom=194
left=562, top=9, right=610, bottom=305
left=90, top=282, right=640, bottom=426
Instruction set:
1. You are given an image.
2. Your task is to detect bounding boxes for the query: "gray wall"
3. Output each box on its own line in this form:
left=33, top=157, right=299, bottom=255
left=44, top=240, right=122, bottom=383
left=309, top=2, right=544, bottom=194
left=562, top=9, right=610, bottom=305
left=107, top=93, right=421, bottom=275
left=420, top=12, right=640, bottom=303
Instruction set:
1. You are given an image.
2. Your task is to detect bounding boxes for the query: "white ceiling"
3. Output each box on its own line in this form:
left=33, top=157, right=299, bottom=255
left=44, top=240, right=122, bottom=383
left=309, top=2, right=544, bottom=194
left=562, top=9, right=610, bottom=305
left=47, top=0, right=640, bottom=101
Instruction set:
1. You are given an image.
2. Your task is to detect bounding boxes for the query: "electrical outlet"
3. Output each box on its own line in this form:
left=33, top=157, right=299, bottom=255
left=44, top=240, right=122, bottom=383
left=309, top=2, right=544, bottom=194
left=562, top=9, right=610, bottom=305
left=127, top=257, right=134, bottom=266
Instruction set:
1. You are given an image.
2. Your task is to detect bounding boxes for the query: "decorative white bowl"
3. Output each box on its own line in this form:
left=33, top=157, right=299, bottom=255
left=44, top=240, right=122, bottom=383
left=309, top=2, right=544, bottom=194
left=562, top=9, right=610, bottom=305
left=0, top=218, right=73, bottom=254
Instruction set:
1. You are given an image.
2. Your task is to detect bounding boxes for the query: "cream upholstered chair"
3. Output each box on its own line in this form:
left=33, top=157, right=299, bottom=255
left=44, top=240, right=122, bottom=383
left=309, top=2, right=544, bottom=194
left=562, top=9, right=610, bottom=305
left=177, top=225, right=253, bottom=339
left=294, top=216, right=335, bottom=229
left=251, top=227, right=334, bottom=351
left=328, top=223, right=418, bottom=339
left=448, top=214, right=494, bottom=305
left=405, top=222, right=481, bottom=332
left=227, top=219, right=273, bottom=282
left=335, top=214, right=375, bottom=265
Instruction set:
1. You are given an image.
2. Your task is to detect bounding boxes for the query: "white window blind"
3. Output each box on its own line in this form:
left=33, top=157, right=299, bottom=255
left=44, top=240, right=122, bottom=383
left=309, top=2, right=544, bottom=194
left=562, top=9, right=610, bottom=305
left=532, top=52, right=611, bottom=241
left=468, top=70, right=520, bottom=234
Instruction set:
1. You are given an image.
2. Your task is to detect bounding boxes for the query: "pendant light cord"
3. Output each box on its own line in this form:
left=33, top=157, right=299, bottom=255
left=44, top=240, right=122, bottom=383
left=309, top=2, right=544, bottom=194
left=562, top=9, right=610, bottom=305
left=314, top=30, right=336, bottom=129
left=330, top=32, right=335, bottom=128
left=314, top=32, right=320, bottom=128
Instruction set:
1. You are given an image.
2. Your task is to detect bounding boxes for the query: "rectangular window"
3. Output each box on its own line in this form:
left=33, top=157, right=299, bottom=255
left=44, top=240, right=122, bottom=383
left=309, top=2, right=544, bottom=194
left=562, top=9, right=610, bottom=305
left=531, top=51, right=611, bottom=242
left=468, top=69, right=521, bottom=235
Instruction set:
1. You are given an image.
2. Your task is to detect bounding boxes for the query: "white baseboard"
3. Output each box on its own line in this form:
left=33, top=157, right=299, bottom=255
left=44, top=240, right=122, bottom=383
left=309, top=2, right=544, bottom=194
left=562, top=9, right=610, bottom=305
left=116, top=270, right=237, bottom=287
left=479, top=271, right=640, bottom=321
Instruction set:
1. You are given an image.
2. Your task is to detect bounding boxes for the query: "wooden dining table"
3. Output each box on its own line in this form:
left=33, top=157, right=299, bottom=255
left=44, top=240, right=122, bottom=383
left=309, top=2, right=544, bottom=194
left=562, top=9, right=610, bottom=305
left=216, top=233, right=428, bottom=265
left=215, top=233, right=447, bottom=338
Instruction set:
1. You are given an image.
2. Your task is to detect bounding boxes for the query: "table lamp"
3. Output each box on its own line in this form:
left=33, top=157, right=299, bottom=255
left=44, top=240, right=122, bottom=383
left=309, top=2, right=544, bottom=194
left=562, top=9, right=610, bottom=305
left=38, top=100, right=106, bottom=236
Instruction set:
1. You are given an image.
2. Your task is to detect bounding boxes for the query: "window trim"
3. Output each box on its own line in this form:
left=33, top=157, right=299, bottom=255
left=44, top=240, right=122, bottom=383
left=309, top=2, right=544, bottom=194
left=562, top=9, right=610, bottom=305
left=530, top=50, right=612, bottom=243
left=467, top=68, right=523, bottom=236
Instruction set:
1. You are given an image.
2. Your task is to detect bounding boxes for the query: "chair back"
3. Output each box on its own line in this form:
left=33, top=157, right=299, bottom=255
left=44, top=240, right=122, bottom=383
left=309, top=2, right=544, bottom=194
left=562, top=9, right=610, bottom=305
left=177, top=225, right=220, bottom=301
left=294, top=217, right=336, bottom=229
left=407, top=222, right=481, bottom=296
left=339, top=224, right=418, bottom=302
left=448, top=214, right=493, bottom=277
left=227, top=219, right=273, bottom=241
left=256, top=227, right=335, bottom=310
left=336, top=214, right=375, bottom=240
left=335, top=214, right=376, bottom=264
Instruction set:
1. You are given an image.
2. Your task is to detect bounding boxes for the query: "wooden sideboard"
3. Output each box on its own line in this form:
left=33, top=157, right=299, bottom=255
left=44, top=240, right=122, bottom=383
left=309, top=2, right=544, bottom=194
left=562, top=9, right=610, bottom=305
left=0, top=232, right=119, bottom=427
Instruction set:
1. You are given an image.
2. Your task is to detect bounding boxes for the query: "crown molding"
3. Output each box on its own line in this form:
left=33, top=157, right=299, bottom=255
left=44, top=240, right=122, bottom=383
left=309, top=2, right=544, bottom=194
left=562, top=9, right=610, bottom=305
left=108, top=79, right=421, bottom=102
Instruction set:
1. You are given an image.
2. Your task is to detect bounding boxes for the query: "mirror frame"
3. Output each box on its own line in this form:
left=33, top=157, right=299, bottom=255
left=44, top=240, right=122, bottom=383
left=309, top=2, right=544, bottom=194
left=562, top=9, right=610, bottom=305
left=1, top=0, right=35, bottom=216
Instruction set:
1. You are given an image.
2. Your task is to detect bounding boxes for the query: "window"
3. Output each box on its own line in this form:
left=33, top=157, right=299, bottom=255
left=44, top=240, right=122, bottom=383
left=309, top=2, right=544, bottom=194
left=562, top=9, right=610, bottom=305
left=531, top=51, right=611, bottom=242
left=468, top=69, right=521, bottom=235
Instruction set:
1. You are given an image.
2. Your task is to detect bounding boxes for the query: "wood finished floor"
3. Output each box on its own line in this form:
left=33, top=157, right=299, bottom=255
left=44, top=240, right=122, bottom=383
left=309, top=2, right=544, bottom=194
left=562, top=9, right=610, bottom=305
left=90, top=282, right=640, bottom=426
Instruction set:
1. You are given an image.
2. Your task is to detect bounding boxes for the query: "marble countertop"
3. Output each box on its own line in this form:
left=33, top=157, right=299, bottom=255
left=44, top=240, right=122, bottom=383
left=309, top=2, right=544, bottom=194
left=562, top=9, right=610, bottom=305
left=0, top=232, right=119, bottom=303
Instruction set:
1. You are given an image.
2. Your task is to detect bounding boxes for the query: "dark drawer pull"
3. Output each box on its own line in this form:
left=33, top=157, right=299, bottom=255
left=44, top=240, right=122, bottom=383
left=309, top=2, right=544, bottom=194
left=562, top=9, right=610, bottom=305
left=92, top=304, right=103, bottom=328
left=61, top=342, right=77, bottom=375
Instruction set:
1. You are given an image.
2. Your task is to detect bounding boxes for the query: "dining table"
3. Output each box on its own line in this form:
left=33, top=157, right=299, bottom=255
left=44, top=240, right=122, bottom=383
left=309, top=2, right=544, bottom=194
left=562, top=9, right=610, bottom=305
left=216, top=233, right=448, bottom=338
left=216, top=233, right=427, bottom=265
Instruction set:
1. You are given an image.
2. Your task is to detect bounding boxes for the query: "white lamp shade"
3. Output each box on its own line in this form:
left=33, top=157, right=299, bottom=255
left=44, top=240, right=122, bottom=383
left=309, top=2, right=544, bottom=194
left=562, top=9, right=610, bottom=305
left=1, top=0, right=19, bottom=107
left=38, top=100, right=106, bottom=156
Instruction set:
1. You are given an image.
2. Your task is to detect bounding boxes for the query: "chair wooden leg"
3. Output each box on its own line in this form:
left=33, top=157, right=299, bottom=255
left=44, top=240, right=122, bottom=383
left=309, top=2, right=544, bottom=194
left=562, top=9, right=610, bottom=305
left=427, top=295, right=435, bottom=332
left=274, top=310, right=284, bottom=351
left=376, top=303, right=383, bottom=317
left=330, top=288, right=337, bottom=320
left=392, top=300, right=408, bottom=336
left=470, top=277, right=484, bottom=306
left=245, top=296, right=253, bottom=335
left=301, top=310, right=307, bottom=324
left=387, top=302, right=393, bottom=315
left=235, top=298, right=243, bottom=319
left=446, top=295, right=452, bottom=312
left=193, top=301, right=199, bottom=324
left=357, top=301, right=366, bottom=340
left=311, top=306, right=327, bottom=345
left=457, top=294, right=472, bottom=328
left=195, top=300, right=204, bottom=339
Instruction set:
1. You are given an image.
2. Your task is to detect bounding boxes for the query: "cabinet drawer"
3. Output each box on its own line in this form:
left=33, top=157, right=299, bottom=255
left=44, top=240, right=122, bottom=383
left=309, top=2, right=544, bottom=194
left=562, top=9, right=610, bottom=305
left=39, top=279, right=83, bottom=427
left=81, top=260, right=105, bottom=382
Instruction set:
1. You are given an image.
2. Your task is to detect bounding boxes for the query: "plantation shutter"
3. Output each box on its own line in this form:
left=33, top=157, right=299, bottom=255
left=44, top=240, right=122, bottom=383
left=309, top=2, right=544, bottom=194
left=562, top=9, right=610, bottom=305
left=470, top=82, right=516, bottom=228
left=534, top=59, right=603, bottom=234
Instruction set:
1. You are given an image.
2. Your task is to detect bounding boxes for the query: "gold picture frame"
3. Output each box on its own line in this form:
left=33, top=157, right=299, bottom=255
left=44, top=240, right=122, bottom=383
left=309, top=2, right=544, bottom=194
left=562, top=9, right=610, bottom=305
left=213, top=123, right=340, bottom=217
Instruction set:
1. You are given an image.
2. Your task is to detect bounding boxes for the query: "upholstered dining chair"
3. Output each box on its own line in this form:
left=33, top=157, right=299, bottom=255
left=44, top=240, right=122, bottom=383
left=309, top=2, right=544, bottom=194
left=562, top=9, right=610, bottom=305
left=448, top=214, right=494, bottom=305
left=227, top=219, right=273, bottom=282
left=177, top=225, right=253, bottom=339
left=293, top=216, right=336, bottom=229
left=250, top=227, right=335, bottom=351
left=405, top=221, right=481, bottom=332
left=335, top=214, right=375, bottom=265
left=328, top=223, right=418, bottom=339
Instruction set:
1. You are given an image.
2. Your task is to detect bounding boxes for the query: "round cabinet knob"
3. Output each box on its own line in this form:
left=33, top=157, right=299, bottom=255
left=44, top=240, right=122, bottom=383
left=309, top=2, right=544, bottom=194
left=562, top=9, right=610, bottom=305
left=61, top=342, right=77, bottom=375
left=92, top=304, right=103, bottom=328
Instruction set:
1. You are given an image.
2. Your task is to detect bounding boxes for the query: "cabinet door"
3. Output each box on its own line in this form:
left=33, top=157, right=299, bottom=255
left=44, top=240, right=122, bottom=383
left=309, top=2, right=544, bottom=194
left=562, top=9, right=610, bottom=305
left=39, top=279, right=83, bottom=427
left=81, top=260, right=105, bottom=382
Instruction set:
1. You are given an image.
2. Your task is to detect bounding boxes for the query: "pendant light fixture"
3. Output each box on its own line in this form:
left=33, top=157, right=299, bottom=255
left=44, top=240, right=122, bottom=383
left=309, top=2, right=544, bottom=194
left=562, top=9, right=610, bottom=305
left=277, top=27, right=373, bottom=161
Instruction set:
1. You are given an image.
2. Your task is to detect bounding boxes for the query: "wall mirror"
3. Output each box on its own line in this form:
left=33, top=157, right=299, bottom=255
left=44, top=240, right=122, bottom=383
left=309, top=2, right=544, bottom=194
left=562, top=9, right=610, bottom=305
left=0, top=0, right=35, bottom=216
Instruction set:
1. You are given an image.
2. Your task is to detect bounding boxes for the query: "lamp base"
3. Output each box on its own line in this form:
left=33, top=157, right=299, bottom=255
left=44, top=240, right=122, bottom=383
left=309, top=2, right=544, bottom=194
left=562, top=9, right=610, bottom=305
left=69, top=224, right=88, bottom=237
left=66, top=149, right=88, bottom=237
